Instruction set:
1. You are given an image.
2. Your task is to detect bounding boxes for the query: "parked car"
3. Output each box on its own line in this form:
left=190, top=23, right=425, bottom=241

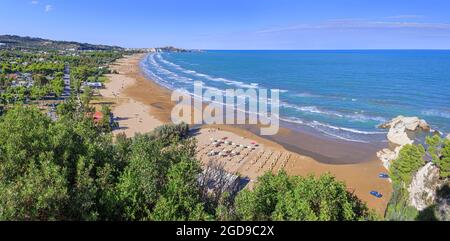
left=370, top=191, right=383, bottom=198
left=378, top=173, right=390, bottom=179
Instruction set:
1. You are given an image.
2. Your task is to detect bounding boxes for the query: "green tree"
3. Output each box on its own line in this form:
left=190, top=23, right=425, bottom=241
left=152, top=158, right=210, bottom=221
left=152, top=123, right=189, bottom=146
left=49, top=108, right=117, bottom=220
left=273, top=174, right=374, bottom=221
left=0, top=104, right=120, bottom=221
left=114, top=126, right=201, bottom=221
left=115, top=135, right=169, bottom=220
left=0, top=106, right=52, bottom=179
left=30, top=85, right=48, bottom=100
left=426, top=135, right=450, bottom=178
left=0, top=160, right=68, bottom=221
left=234, top=172, right=375, bottom=221
left=389, top=144, right=425, bottom=186
left=0, top=106, right=68, bottom=220
left=438, top=139, right=450, bottom=178
left=69, top=156, right=99, bottom=221
left=384, top=185, right=419, bottom=221
left=234, top=171, right=291, bottom=221
left=99, top=104, right=112, bottom=132
left=80, top=86, right=93, bottom=109
left=33, top=74, right=48, bottom=86
left=56, top=97, right=78, bottom=117
left=50, top=77, right=65, bottom=97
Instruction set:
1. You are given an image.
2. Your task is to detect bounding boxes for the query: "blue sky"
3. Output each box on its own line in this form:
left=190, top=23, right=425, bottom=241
left=1, top=0, right=450, bottom=49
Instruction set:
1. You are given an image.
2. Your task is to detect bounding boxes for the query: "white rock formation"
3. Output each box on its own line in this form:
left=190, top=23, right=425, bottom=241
left=387, top=127, right=413, bottom=146
left=380, top=116, right=429, bottom=131
left=380, top=116, right=430, bottom=146
left=377, top=147, right=402, bottom=170
left=408, top=162, right=441, bottom=211
left=447, top=134, right=450, bottom=140
left=377, top=116, right=430, bottom=170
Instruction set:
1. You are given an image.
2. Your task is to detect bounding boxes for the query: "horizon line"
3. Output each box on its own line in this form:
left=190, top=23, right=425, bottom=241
left=197, top=48, right=450, bottom=51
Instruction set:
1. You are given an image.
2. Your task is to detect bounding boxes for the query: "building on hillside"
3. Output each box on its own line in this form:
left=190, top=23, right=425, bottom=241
left=93, top=111, right=104, bottom=123
left=83, top=82, right=103, bottom=89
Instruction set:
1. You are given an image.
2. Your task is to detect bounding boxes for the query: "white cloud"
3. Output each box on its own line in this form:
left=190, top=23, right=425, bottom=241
left=45, top=4, right=53, bottom=12
left=31, top=1, right=39, bottom=4
left=385, top=15, right=425, bottom=19
left=257, top=19, right=450, bottom=34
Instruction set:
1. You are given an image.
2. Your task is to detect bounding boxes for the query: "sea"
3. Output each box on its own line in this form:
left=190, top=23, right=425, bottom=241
left=141, top=50, right=450, bottom=144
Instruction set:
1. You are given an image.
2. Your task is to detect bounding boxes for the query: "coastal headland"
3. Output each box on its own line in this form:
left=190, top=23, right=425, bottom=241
left=100, top=53, right=393, bottom=215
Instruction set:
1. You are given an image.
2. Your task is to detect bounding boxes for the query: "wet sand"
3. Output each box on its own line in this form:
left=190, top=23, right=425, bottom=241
left=103, top=53, right=392, bottom=215
left=241, top=123, right=385, bottom=165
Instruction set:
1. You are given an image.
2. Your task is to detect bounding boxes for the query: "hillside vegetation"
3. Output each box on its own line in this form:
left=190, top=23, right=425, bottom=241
left=0, top=35, right=123, bottom=51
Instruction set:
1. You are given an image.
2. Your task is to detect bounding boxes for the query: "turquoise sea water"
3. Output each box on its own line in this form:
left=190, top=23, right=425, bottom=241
left=141, top=50, right=450, bottom=143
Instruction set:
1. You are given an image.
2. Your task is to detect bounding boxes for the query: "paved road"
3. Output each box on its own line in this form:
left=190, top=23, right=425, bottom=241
left=61, top=64, right=71, bottom=99
left=48, top=64, right=71, bottom=121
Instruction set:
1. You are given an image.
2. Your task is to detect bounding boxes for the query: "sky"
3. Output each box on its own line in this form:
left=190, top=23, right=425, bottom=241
left=1, top=0, right=450, bottom=49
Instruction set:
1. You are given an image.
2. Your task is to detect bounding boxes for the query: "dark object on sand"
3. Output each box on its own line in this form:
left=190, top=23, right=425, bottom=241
left=370, top=191, right=383, bottom=198
left=378, top=173, right=390, bottom=179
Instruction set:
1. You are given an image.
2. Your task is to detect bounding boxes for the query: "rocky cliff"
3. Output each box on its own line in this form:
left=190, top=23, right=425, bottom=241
left=407, top=162, right=450, bottom=220
left=377, top=116, right=430, bottom=169
left=408, top=162, right=441, bottom=210
left=379, top=116, right=430, bottom=146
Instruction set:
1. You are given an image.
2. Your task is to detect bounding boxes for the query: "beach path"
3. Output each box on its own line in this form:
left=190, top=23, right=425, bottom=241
left=100, top=54, right=162, bottom=137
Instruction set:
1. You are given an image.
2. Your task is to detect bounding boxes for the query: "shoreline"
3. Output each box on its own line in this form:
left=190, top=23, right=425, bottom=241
left=97, top=54, right=163, bottom=137
left=141, top=53, right=387, bottom=165
left=102, top=53, right=393, bottom=215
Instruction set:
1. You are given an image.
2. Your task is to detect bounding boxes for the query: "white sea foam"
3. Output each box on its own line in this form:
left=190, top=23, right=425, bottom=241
left=148, top=54, right=194, bottom=84
left=309, top=120, right=385, bottom=135
left=280, top=117, right=370, bottom=143
left=143, top=53, right=386, bottom=143
left=281, top=102, right=344, bottom=117
left=421, top=109, right=450, bottom=119
left=280, top=102, right=386, bottom=123
left=293, top=92, right=323, bottom=98
left=155, top=53, right=261, bottom=89
left=280, top=117, right=385, bottom=143
left=154, top=54, right=292, bottom=93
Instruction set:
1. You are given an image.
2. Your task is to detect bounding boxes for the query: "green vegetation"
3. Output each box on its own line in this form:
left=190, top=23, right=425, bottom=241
left=0, top=105, right=204, bottom=220
left=233, top=172, right=376, bottom=221
left=385, top=145, right=425, bottom=221
left=0, top=40, right=377, bottom=221
left=0, top=35, right=123, bottom=51
left=384, top=185, right=419, bottom=221
left=386, top=135, right=450, bottom=221
left=0, top=104, right=375, bottom=221
left=0, top=46, right=124, bottom=106
left=389, top=136, right=450, bottom=185
left=426, top=135, right=450, bottom=178
left=98, top=104, right=113, bottom=132
left=389, top=144, right=425, bottom=186
left=440, top=142, right=450, bottom=178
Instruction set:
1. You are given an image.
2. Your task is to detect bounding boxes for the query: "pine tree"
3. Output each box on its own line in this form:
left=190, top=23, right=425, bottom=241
left=389, top=144, right=425, bottom=186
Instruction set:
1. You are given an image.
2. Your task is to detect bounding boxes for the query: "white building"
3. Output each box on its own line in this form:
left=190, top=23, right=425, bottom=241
left=83, top=82, right=103, bottom=88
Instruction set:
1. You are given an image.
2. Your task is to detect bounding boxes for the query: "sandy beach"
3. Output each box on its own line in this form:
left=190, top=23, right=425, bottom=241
left=101, top=53, right=393, bottom=215
left=97, top=55, right=162, bottom=136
